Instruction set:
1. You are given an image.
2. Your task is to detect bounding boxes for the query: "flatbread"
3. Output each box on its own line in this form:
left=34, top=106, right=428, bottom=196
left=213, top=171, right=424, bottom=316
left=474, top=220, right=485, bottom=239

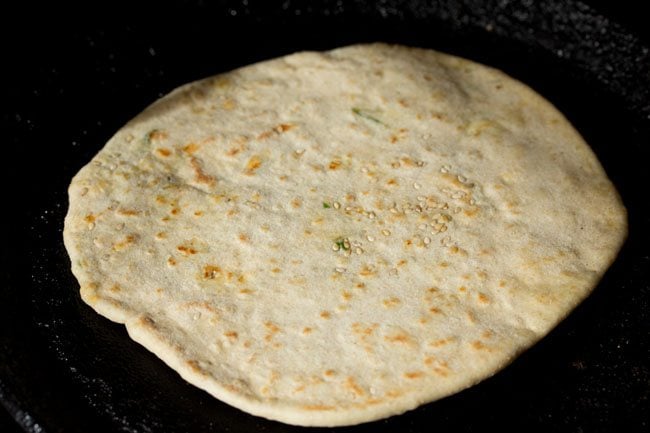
left=63, top=43, right=627, bottom=426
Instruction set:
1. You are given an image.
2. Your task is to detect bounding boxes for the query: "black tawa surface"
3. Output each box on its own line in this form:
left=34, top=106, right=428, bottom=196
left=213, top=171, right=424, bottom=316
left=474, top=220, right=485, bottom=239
left=1, top=1, right=649, bottom=432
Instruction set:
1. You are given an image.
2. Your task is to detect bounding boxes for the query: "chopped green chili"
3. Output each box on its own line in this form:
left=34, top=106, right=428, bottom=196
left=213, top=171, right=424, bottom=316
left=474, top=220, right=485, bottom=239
left=334, top=237, right=349, bottom=251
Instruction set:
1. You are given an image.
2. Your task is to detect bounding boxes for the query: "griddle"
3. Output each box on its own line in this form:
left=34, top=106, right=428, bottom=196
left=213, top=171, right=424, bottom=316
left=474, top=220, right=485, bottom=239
left=1, top=1, right=648, bottom=432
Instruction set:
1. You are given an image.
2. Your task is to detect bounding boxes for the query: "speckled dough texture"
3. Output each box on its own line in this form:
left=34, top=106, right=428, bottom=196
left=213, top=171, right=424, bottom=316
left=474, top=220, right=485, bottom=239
left=63, top=44, right=627, bottom=426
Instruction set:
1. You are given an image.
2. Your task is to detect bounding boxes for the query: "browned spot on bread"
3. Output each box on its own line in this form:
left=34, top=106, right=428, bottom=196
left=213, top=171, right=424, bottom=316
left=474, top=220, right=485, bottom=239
left=471, top=340, right=491, bottom=351
left=226, top=146, right=243, bottom=156
left=210, top=194, right=229, bottom=203
left=424, top=355, right=450, bottom=376
left=182, top=142, right=199, bottom=154
left=385, top=333, right=413, bottom=345
left=84, top=214, right=96, bottom=223
left=458, top=286, right=467, bottom=292
left=341, top=291, right=353, bottom=302
left=440, top=172, right=473, bottom=189
left=177, top=245, right=198, bottom=255
left=203, top=265, right=222, bottom=279
left=478, top=293, right=490, bottom=304
left=431, top=110, right=451, bottom=122
left=190, top=157, right=216, bottom=185
left=358, top=397, right=384, bottom=407
left=320, top=311, right=331, bottom=319
left=386, top=178, right=398, bottom=186
left=113, top=234, right=137, bottom=251
left=156, top=147, right=172, bottom=157
left=382, top=297, right=401, bottom=308
left=352, top=322, right=379, bottom=335
left=238, top=233, right=249, bottom=243
left=291, top=197, right=302, bottom=208
left=136, top=316, right=157, bottom=331
left=186, top=360, right=203, bottom=374
left=225, top=383, right=241, bottom=393
left=309, top=375, right=324, bottom=385
left=148, top=130, right=168, bottom=142
left=117, top=208, right=140, bottom=216
left=310, top=163, right=325, bottom=173
left=482, top=330, right=494, bottom=339
left=429, top=307, right=442, bottom=314
left=352, top=323, right=378, bottom=336
left=302, top=405, right=336, bottom=411
left=167, top=257, right=177, bottom=267
left=183, top=301, right=220, bottom=315
left=80, top=282, right=99, bottom=302
left=109, top=284, right=121, bottom=293
left=329, top=160, right=342, bottom=170
left=386, top=390, right=404, bottom=398
left=404, top=371, right=425, bottom=379
left=276, top=123, right=294, bottom=133
left=302, top=327, right=313, bottom=334
left=449, top=246, right=461, bottom=254
left=264, top=321, right=280, bottom=342
left=352, top=323, right=379, bottom=351
left=324, top=369, right=336, bottom=377
left=345, top=376, right=365, bottom=397
left=359, top=264, right=377, bottom=277
left=244, top=155, right=263, bottom=175
left=399, top=156, right=417, bottom=167
left=224, top=331, right=238, bottom=340
left=429, top=337, right=453, bottom=347
left=222, top=98, right=236, bottom=110
left=289, top=276, right=307, bottom=285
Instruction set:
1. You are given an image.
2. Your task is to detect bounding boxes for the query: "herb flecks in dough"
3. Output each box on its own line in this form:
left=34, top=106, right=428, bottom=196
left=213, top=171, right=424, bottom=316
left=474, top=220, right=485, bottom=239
left=64, top=43, right=627, bottom=428
left=352, top=107, right=387, bottom=126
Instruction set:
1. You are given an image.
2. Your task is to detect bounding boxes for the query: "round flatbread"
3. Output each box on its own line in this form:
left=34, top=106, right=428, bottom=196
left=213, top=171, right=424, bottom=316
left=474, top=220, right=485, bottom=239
left=63, top=43, right=627, bottom=426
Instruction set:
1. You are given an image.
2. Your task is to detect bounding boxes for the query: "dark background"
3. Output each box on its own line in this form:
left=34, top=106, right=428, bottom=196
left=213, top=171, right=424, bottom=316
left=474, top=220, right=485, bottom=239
left=1, top=1, right=648, bottom=432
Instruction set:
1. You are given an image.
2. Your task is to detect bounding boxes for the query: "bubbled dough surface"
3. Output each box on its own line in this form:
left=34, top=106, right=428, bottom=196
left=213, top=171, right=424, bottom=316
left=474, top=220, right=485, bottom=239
left=63, top=44, right=627, bottom=426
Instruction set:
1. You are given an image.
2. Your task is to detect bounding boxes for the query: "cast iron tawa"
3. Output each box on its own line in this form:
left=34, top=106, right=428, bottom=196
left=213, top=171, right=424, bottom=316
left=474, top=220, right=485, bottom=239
left=1, top=1, right=648, bottom=432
